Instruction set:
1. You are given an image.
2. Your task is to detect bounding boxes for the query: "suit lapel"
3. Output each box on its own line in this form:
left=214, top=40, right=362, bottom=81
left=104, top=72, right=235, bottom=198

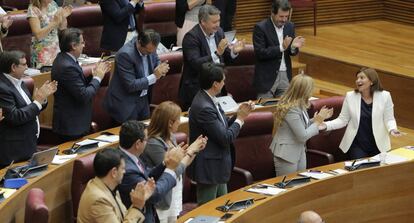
left=266, top=18, right=280, bottom=47
left=201, top=91, right=227, bottom=127
left=196, top=25, right=212, bottom=58
left=0, top=73, right=31, bottom=106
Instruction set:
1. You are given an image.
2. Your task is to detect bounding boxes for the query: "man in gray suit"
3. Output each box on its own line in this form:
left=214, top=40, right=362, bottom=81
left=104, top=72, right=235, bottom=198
left=103, top=30, right=169, bottom=124
left=187, top=63, right=254, bottom=205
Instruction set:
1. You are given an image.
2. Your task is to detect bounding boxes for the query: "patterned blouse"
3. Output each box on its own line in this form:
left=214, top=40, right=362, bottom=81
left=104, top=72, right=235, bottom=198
left=27, top=2, right=60, bottom=68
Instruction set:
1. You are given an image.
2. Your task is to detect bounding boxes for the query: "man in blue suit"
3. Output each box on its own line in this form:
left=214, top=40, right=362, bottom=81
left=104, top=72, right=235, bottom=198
left=99, top=0, right=144, bottom=52
left=253, top=0, right=305, bottom=99
left=103, top=30, right=169, bottom=124
left=187, top=63, right=254, bottom=205
left=117, top=120, right=185, bottom=223
left=52, top=28, right=111, bottom=141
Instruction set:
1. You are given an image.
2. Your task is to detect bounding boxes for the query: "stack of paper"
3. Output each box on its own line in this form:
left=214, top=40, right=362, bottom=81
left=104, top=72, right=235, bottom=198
left=93, top=135, right=119, bottom=143
left=299, top=171, right=335, bottom=180
left=389, top=147, right=414, bottom=160
left=0, top=188, right=17, bottom=199
left=246, top=184, right=286, bottom=196
left=52, top=154, right=78, bottom=165
left=371, top=153, right=409, bottom=165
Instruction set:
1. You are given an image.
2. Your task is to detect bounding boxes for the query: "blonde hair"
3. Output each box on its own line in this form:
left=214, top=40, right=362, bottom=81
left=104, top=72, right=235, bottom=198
left=272, top=74, right=314, bottom=135
left=147, top=101, right=182, bottom=140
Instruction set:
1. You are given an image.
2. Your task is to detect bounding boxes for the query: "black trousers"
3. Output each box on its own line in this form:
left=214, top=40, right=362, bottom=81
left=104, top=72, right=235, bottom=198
left=214, top=0, right=237, bottom=32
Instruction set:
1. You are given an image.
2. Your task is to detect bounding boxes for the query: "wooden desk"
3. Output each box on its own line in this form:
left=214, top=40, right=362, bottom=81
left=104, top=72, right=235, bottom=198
left=178, top=161, right=414, bottom=223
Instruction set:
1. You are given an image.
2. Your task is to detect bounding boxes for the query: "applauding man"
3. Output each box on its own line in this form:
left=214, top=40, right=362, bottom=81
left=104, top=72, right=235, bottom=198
left=52, top=28, right=111, bottom=141
left=104, top=30, right=169, bottom=124
left=179, top=4, right=245, bottom=110
left=0, top=51, right=57, bottom=167
left=253, top=0, right=305, bottom=99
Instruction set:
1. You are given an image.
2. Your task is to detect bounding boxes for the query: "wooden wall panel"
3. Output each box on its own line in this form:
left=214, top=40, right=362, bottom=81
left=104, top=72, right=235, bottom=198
left=384, top=0, right=414, bottom=25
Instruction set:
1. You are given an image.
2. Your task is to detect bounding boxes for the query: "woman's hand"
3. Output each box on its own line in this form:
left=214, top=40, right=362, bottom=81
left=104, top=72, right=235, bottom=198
left=314, top=106, right=334, bottom=124
left=390, top=129, right=405, bottom=137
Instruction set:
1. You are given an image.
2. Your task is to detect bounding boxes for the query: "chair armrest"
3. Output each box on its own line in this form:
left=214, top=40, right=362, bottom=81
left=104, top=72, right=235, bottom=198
left=306, top=149, right=334, bottom=168
left=228, top=166, right=254, bottom=192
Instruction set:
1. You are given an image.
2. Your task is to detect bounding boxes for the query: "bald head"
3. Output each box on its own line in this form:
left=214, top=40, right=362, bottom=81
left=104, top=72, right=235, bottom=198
left=298, top=211, right=323, bottom=223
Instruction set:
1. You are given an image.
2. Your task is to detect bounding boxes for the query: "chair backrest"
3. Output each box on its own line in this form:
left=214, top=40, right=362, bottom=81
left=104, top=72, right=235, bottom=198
left=307, top=96, right=348, bottom=162
left=141, top=2, right=176, bottom=37
left=71, top=153, right=96, bottom=220
left=224, top=44, right=257, bottom=102
left=151, top=51, right=183, bottom=107
left=1, top=0, right=30, bottom=10
left=233, top=112, right=275, bottom=181
left=25, top=188, right=49, bottom=223
left=2, top=12, right=32, bottom=66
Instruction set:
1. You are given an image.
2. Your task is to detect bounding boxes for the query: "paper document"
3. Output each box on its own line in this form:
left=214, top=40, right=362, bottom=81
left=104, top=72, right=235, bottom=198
left=388, top=148, right=414, bottom=160
left=217, top=96, right=239, bottom=113
left=224, top=30, right=236, bottom=42
left=0, top=188, right=17, bottom=199
left=76, top=139, right=108, bottom=148
left=0, top=7, right=6, bottom=15
left=298, top=171, right=334, bottom=180
left=52, top=154, right=78, bottom=165
left=93, top=134, right=119, bottom=143
left=24, top=68, right=41, bottom=76
left=246, top=183, right=286, bottom=196
left=371, top=153, right=409, bottom=165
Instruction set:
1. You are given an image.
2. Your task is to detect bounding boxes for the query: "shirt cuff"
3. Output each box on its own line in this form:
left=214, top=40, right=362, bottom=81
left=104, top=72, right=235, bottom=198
left=235, top=119, right=244, bottom=128
left=93, top=76, right=102, bottom=83
left=33, top=100, right=43, bottom=110
left=280, top=44, right=285, bottom=52
left=164, top=168, right=177, bottom=179
left=211, top=52, right=220, bottom=63
left=129, top=1, right=137, bottom=8
left=230, top=50, right=238, bottom=59
left=291, top=45, right=296, bottom=54
left=147, top=74, right=157, bottom=85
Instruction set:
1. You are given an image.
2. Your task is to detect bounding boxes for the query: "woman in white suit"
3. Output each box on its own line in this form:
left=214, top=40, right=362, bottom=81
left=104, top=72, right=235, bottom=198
left=270, top=74, right=333, bottom=176
left=322, top=68, right=402, bottom=159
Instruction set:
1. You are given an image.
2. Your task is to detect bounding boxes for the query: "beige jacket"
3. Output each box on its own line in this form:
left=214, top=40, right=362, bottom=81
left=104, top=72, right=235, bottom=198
left=77, top=177, right=145, bottom=223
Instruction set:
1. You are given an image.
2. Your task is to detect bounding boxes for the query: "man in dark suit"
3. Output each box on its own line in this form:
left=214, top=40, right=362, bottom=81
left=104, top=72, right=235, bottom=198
left=52, top=28, right=110, bottom=141
left=179, top=4, right=245, bottom=110
left=117, top=120, right=185, bottom=223
left=187, top=63, right=254, bottom=205
left=99, top=0, right=144, bottom=52
left=213, top=0, right=237, bottom=32
left=0, top=50, right=57, bottom=167
left=103, top=30, right=169, bottom=124
left=253, top=0, right=305, bottom=99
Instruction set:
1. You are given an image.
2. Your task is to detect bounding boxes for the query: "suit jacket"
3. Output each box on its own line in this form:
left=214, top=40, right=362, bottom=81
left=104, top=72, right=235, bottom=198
left=52, top=52, right=101, bottom=136
left=325, top=90, right=397, bottom=153
left=253, top=18, right=298, bottom=94
left=99, top=0, right=143, bottom=51
left=118, top=149, right=178, bottom=223
left=0, top=73, right=43, bottom=167
left=179, top=25, right=233, bottom=108
left=187, top=90, right=240, bottom=184
left=103, top=38, right=160, bottom=123
left=269, top=107, right=319, bottom=164
left=77, top=177, right=145, bottom=223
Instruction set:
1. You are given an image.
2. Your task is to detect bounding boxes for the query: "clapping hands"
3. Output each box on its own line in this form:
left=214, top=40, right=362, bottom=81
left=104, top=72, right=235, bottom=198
left=313, top=106, right=334, bottom=124
left=33, top=80, right=58, bottom=103
left=130, top=178, right=156, bottom=209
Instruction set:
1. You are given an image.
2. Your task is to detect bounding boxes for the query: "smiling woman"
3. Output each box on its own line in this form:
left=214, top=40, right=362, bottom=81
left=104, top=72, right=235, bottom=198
left=322, top=67, right=403, bottom=160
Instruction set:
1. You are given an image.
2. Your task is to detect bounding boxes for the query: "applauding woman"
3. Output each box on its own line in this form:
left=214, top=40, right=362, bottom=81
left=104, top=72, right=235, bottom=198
left=141, top=101, right=207, bottom=223
left=322, top=68, right=402, bottom=159
left=270, top=74, right=333, bottom=176
left=27, top=0, right=72, bottom=68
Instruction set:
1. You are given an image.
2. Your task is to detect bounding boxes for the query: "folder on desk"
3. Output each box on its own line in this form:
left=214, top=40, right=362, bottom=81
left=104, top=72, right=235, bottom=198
left=188, top=215, right=220, bottom=223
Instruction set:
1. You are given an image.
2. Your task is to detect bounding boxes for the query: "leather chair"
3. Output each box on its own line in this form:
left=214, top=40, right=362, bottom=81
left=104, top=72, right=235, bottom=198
left=68, top=5, right=105, bottom=57
left=307, top=96, right=348, bottom=163
left=0, top=0, right=30, bottom=11
left=224, top=44, right=257, bottom=103
left=2, top=12, right=32, bottom=66
left=71, top=153, right=96, bottom=222
left=151, top=51, right=183, bottom=108
left=24, top=188, right=49, bottom=223
left=290, top=0, right=317, bottom=35
left=139, top=2, right=177, bottom=47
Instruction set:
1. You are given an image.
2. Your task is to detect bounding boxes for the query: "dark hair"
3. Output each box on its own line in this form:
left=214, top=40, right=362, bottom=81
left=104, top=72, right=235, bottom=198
left=354, top=67, right=383, bottom=95
left=138, top=29, right=161, bottom=47
left=199, top=62, right=225, bottom=90
left=271, top=0, right=291, bottom=14
left=93, top=148, right=124, bottom=177
left=0, top=50, right=26, bottom=74
left=59, top=28, right=83, bottom=53
left=198, top=4, right=221, bottom=23
left=119, top=120, right=147, bottom=149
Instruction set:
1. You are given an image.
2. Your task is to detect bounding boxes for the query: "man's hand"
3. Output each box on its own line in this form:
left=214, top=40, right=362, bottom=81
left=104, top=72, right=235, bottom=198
left=187, top=135, right=208, bottom=156
left=236, top=101, right=255, bottom=121
left=163, top=146, right=185, bottom=170
left=0, top=16, right=13, bottom=29
left=33, top=80, right=58, bottom=102
left=229, top=39, right=245, bottom=54
left=0, top=108, right=4, bottom=121
left=92, top=61, right=111, bottom=80
left=216, top=38, right=229, bottom=56
left=282, top=36, right=293, bottom=50
left=130, top=182, right=146, bottom=209
left=61, top=5, right=73, bottom=18
left=292, top=36, right=305, bottom=49
left=154, top=61, right=170, bottom=79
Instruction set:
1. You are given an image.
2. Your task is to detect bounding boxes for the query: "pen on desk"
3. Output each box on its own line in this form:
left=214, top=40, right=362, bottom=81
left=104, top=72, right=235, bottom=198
left=100, top=52, right=105, bottom=60
left=308, top=169, right=322, bottom=173
left=254, top=197, right=267, bottom=202
left=88, top=138, right=113, bottom=143
left=351, top=160, right=357, bottom=166
left=281, top=176, right=286, bottom=183
left=224, top=199, right=230, bottom=207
